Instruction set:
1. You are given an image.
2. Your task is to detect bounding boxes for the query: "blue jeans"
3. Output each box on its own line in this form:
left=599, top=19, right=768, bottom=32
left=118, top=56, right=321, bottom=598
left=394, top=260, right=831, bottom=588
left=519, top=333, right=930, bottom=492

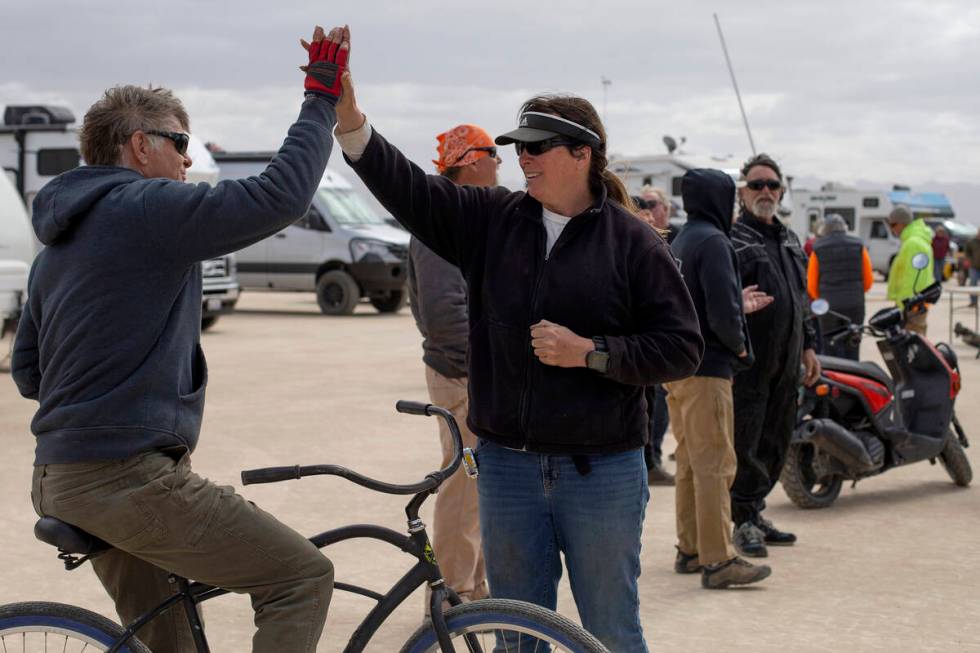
left=476, top=441, right=649, bottom=653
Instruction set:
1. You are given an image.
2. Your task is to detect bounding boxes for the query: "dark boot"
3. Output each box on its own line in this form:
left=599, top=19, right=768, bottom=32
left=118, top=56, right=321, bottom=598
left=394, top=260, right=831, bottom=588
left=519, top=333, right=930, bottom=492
left=756, top=516, right=797, bottom=546
left=647, top=460, right=675, bottom=486
left=674, top=547, right=701, bottom=574
left=733, top=521, right=768, bottom=558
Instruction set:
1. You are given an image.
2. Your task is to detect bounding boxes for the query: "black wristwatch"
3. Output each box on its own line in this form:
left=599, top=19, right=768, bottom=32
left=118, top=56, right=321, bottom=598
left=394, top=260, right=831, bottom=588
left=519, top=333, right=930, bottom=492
left=585, top=336, right=610, bottom=374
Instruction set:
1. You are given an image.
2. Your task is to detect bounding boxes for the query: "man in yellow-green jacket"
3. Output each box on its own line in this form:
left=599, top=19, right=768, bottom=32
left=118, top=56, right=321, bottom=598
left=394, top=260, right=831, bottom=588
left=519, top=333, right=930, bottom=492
left=887, top=206, right=934, bottom=336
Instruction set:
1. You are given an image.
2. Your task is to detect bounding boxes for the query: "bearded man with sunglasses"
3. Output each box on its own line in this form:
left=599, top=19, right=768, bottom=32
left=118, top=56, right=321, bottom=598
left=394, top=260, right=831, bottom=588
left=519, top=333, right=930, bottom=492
left=407, top=123, right=501, bottom=610
left=12, top=26, right=349, bottom=653
left=729, top=153, right=819, bottom=558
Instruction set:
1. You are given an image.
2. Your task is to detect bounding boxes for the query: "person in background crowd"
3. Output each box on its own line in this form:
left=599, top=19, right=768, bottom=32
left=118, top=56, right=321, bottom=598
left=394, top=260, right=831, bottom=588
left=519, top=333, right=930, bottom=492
left=668, top=168, right=772, bottom=589
left=333, top=40, right=703, bottom=649
left=730, top=153, right=820, bottom=558
left=886, top=206, right=934, bottom=336
left=932, top=226, right=950, bottom=283
left=966, top=230, right=980, bottom=307
left=807, top=214, right=874, bottom=359
left=407, top=123, right=499, bottom=608
left=640, top=184, right=677, bottom=242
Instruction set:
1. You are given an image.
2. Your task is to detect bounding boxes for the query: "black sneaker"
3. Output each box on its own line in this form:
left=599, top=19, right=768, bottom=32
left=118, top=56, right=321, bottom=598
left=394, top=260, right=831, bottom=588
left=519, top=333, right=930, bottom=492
left=701, top=557, right=772, bottom=589
left=647, top=461, right=675, bottom=486
left=674, top=547, right=701, bottom=574
left=733, top=521, right=768, bottom=558
left=756, top=517, right=797, bottom=546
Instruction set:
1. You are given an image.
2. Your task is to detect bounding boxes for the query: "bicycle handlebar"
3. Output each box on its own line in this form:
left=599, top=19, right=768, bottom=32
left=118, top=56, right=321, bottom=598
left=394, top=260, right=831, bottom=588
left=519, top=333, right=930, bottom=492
left=241, top=401, right=464, bottom=496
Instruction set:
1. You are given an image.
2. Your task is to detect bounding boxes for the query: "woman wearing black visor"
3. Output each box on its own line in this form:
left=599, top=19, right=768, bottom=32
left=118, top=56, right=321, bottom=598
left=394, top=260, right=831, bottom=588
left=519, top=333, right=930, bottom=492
left=329, top=28, right=702, bottom=652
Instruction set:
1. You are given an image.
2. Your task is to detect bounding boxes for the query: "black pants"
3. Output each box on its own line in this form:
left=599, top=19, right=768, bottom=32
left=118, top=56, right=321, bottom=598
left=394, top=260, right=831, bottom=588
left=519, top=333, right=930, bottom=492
left=731, top=365, right=800, bottom=525
left=643, top=385, right=669, bottom=468
left=818, top=310, right=864, bottom=361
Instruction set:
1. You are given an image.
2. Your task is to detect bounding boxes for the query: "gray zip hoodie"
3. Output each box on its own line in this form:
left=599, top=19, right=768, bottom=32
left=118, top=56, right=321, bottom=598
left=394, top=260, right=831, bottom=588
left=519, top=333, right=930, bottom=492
left=12, top=96, right=335, bottom=464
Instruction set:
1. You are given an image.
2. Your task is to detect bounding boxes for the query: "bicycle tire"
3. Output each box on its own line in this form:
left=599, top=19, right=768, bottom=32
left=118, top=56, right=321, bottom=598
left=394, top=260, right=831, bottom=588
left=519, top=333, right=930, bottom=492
left=0, top=601, right=151, bottom=653
left=399, top=598, right=609, bottom=653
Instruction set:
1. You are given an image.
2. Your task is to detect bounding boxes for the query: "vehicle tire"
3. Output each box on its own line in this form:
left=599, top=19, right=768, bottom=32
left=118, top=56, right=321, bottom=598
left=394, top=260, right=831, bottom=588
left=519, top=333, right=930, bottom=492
left=0, top=601, right=151, bottom=652
left=370, top=289, right=407, bottom=313
left=400, top=599, right=609, bottom=653
left=201, top=315, right=219, bottom=331
left=939, top=433, right=972, bottom=487
left=780, top=442, right=843, bottom=509
left=316, top=270, right=360, bottom=316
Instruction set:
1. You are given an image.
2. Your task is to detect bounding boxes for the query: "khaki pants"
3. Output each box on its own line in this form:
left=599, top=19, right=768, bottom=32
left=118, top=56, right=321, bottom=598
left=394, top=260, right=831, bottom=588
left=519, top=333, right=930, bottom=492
left=665, top=376, right=738, bottom=566
left=425, top=366, right=488, bottom=603
left=906, top=308, right=928, bottom=337
left=32, top=451, right=333, bottom=653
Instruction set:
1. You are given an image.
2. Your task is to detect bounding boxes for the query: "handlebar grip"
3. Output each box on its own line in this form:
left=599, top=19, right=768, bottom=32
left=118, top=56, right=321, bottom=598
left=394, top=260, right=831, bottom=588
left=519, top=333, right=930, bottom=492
left=241, top=465, right=301, bottom=485
left=395, top=400, right=431, bottom=416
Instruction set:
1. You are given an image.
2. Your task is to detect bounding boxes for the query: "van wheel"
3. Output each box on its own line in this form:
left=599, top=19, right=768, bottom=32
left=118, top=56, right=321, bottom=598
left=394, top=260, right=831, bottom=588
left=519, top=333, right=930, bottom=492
left=316, top=270, right=360, bottom=315
left=371, top=289, right=407, bottom=313
left=201, top=316, right=219, bottom=331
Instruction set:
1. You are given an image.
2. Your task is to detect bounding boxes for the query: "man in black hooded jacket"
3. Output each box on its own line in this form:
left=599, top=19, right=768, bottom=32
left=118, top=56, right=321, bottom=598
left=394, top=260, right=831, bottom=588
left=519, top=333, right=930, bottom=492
left=666, top=169, right=772, bottom=589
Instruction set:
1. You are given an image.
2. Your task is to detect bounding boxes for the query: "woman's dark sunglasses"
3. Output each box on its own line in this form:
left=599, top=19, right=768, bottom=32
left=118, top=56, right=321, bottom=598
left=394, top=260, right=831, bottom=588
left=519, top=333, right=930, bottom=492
left=147, top=130, right=190, bottom=156
left=450, top=146, right=497, bottom=167
left=515, top=137, right=578, bottom=157
left=745, top=179, right=782, bottom=192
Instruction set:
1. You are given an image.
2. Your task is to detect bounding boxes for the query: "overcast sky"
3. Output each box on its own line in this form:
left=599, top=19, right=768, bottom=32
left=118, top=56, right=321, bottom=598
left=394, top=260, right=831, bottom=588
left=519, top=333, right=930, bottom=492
left=3, top=0, right=979, bottom=220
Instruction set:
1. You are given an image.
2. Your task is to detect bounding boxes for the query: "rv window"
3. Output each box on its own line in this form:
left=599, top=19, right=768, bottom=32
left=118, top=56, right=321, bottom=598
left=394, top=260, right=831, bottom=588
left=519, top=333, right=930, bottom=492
left=824, top=207, right=855, bottom=230
left=870, top=221, right=889, bottom=239
left=37, top=148, right=80, bottom=176
left=862, top=197, right=879, bottom=208
left=671, top=177, right=683, bottom=197
left=306, top=207, right=330, bottom=232
left=316, top=188, right=386, bottom=226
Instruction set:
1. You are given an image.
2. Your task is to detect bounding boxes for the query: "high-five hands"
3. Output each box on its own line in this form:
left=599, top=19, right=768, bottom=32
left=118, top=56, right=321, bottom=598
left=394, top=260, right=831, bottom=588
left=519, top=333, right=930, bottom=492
left=300, top=25, right=349, bottom=104
left=530, top=320, right=593, bottom=368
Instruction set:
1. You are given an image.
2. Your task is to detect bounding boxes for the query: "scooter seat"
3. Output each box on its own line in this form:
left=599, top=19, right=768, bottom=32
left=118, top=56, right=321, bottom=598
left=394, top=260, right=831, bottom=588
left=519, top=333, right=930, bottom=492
left=34, top=517, right=112, bottom=556
left=819, top=355, right=893, bottom=392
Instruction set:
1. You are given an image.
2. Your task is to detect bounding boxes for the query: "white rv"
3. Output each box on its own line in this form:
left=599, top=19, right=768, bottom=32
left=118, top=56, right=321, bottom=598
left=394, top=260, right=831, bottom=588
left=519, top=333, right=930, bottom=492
left=789, top=184, right=956, bottom=277
left=214, top=151, right=409, bottom=315
left=610, top=150, right=742, bottom=209
left=0, top=104, right=239, bottom=330
left=0, top=171, right=32, bottom=362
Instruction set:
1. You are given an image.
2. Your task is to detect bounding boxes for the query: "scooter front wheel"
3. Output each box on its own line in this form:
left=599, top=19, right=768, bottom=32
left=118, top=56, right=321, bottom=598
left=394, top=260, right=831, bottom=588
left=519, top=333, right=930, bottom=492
left=939, top=432, right=972, bottom=487
left=780, top=443, right=843, bottom=509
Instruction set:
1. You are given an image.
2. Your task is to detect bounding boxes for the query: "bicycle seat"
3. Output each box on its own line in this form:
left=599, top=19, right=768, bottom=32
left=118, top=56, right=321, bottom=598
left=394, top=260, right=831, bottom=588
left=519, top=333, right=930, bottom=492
left=34, top=517, right=112, bottom=556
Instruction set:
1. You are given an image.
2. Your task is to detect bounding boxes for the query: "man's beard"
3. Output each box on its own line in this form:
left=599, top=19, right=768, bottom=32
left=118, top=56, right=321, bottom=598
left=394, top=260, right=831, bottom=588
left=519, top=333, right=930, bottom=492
left=751, top=197, right=777, bottom=219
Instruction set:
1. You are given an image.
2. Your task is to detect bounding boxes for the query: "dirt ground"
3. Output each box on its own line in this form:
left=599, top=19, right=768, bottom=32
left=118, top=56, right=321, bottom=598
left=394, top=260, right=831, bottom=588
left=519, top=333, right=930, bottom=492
left=1, top=282, right=978, bottom=652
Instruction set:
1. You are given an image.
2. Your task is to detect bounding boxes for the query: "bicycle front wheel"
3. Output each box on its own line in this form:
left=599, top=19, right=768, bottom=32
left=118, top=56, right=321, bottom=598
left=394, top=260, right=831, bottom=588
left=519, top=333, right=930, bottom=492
left=0, top=601, right=151, bottom=653
left=400, top=598, right=609, bottom=653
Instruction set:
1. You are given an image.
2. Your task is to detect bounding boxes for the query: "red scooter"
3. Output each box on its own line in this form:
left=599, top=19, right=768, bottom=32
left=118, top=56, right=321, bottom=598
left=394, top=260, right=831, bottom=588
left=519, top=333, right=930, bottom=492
left=781, top=255, right=971, bottom=508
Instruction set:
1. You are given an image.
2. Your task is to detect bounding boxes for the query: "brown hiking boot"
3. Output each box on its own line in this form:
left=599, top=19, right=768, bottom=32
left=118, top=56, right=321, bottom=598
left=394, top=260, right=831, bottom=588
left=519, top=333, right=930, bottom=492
left=674, top=547, right=701, bottom=574
left=701, top=557, right=772, bottom=589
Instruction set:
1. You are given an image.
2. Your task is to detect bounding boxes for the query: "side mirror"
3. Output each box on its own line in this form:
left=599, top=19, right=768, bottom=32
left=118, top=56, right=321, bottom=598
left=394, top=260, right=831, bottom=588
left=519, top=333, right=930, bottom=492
left=911, top=252, right=929, bottom=270
left=810, top=298, right=830, bottom=316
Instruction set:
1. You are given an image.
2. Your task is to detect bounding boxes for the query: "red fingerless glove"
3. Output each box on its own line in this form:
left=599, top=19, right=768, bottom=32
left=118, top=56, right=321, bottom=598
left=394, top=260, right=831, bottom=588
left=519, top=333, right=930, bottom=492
left=304, top=38, right=348, bottom=103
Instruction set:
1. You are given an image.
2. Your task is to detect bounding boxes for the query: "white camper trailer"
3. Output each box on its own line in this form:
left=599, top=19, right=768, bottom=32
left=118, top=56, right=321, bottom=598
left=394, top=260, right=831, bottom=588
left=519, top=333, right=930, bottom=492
left=0, top=171, right=32, bottom=361
left=0, top=104, right=239, bottom=329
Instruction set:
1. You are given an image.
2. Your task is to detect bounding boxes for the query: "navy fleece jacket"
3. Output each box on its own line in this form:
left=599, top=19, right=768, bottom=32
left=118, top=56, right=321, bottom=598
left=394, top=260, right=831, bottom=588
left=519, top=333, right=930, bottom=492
left=12, top=96, right=335, bottom=464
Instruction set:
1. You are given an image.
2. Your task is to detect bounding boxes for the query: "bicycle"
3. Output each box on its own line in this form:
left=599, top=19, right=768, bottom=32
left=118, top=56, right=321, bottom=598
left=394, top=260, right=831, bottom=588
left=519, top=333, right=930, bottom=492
left=0, top=400, right=608, bottom=652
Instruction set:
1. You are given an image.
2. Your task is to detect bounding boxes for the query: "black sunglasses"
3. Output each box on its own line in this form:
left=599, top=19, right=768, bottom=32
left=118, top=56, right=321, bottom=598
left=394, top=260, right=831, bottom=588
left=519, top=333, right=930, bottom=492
left=450, top=146, right=497, bottom=167
left=745, top=179, right=782, bottom=192
left=146, top=130, right=190, bottom=156
left=515, top=137, right=579, bottom=157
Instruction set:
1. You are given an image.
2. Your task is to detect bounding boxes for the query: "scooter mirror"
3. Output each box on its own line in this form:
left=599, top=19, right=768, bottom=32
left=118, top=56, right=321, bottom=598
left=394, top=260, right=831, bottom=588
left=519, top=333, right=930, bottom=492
left=911, top=252, right=930, bottom=270
left=810, top=298, right=830, bottom=316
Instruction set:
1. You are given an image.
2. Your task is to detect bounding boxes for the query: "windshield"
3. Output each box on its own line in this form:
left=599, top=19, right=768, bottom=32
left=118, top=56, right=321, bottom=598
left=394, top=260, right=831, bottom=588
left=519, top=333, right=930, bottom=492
left=316, top=188, right=386, bottom=226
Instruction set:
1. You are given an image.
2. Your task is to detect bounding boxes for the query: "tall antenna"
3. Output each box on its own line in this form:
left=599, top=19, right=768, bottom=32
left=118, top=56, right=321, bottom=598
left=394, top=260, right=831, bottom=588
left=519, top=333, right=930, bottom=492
left=714, top=13, right=756, bottom=155
left=601, top=76, right=612, bottom=124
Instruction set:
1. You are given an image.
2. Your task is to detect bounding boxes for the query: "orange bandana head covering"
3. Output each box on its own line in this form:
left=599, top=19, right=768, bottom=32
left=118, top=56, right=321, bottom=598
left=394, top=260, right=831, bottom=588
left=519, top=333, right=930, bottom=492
left=433, top=124, right=495, bottom=174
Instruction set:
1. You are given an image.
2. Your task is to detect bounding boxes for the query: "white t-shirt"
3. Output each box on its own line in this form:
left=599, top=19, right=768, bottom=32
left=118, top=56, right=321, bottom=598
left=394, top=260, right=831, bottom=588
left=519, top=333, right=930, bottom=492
left=542, top=207, right=573, bottom=258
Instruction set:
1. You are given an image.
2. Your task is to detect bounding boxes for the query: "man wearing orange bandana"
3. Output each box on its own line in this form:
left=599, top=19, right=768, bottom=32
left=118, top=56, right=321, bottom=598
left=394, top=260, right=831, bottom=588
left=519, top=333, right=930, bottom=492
left=408, top=124, right=500, bottom=608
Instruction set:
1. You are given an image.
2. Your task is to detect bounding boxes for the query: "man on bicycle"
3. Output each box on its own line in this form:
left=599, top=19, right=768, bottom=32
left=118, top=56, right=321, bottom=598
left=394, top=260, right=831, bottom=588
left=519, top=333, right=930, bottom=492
left=11, top=26, right=348, bottom=653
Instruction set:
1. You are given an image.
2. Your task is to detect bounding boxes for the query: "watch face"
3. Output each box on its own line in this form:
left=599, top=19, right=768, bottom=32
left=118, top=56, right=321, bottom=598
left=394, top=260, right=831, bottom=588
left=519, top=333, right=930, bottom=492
left=587, top=350, right=610, bottom=373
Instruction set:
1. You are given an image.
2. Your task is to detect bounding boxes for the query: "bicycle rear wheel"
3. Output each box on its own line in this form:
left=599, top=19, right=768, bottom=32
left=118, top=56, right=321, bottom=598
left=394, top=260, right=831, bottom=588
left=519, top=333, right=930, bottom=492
left=0, top=601, right=151, bottom=653
left=400, top=598, right=609, bottom=653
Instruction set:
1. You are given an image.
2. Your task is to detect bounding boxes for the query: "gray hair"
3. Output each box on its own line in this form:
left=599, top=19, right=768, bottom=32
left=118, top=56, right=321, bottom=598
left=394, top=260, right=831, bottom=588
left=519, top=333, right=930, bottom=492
left=889, top=206, right=913, bottom=225
left=820, top=214, right=848, bottom=236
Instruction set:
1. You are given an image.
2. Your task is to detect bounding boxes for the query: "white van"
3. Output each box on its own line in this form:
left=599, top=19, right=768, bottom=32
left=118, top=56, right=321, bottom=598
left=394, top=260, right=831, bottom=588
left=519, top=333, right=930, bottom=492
left=0, top=104, right=239, bottom=330
left=0, top=171, right=32, bottom=356
left=214, top=152, right=409, bottom=315
left=790, top=184, right=955, bottom=277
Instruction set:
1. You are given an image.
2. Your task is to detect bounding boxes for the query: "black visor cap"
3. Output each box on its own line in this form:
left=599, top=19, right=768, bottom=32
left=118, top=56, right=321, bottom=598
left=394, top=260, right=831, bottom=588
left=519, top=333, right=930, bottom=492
left=495, top=111, right=602, bottom=150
